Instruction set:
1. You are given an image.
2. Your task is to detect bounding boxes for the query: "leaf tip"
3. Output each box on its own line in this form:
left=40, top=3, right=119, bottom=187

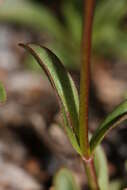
left=18, top=42, right=26, bottom=48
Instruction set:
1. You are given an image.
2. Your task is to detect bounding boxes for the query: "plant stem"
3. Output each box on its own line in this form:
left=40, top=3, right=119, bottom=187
left=79, top=0, right=94, bottom=159
left=79, top=0, right=99, bottom=189
left=83, top=158, right=99, bottom=190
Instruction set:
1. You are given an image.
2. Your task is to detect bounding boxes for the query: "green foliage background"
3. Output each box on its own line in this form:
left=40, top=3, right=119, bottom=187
left=0, top=0, right=127, bottom=68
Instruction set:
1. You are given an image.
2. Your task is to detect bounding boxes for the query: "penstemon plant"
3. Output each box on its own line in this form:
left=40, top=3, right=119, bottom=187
left=20, top=0, right=127, bottom=189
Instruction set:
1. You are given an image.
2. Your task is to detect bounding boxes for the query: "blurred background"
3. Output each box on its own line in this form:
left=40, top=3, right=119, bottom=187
left=0, top=0, right=127, bottom=189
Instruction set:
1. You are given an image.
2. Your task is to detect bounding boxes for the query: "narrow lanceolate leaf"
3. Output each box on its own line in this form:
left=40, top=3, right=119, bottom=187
left=0, top=82, right=6, bottom=103
left=20, top=43, right=81, bottom=154
left=53, top=168, right=80, bottom=190
left=90, top=100, right=127, bottom=153
left=94, top=146, right=109, bottom=190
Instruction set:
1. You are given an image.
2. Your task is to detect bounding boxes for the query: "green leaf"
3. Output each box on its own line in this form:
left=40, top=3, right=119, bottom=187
left=0, top=82, right=6, bottom=103
left=53, top=168, right=80, bottom=190
left=20, top=43, right=81, bottom=155
left=94, top=146, right=109, bottom=190
left=0, top=0, right=64, bottom=41
left=109, top=180, right=122, bottom=190
left=90, top=100, right=127, bottom=153
left=62, top=2, right=82, bottom=45
left=93, top=0, right=127, bottom=59
left=0, top=0, right=80, bottom=68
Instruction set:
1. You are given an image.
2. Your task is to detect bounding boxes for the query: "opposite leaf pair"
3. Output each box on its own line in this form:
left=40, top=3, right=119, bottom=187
left=20, top=43, right=127, bottom=158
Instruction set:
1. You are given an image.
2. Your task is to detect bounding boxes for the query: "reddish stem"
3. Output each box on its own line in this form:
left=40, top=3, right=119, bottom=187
left=79, top=0, right=95, bottom=158
left=83, top=157, right=99, bottom=190
left=79, top=0, right=99, bottom=189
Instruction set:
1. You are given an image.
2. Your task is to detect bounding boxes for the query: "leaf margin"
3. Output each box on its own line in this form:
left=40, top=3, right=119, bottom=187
left=19, top=43, right=82, bottom=155
left=90, top=100, right=127, bottom=153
